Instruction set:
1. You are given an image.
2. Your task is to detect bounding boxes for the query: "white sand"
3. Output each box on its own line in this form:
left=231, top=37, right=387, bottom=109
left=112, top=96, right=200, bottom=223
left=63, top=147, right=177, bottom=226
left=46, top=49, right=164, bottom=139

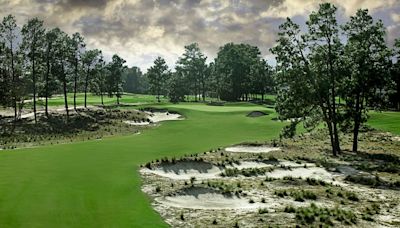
left=123, top=121, right=150, bottom=126
left=141, top=161, right=223, bottom=180
left=225, top=145, right=281, bottom=153
left=230, top=161, right=273, bottom=169
left=266, top=167, right=337, bottom=183
left=158, top=188, right=262, bottom=210
left=124, top=112, right=182, bottom=126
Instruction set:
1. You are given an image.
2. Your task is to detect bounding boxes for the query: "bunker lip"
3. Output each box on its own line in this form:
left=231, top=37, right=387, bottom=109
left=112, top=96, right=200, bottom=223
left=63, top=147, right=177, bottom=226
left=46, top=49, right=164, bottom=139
left=225, top=145, right=281, bottom=153
left=246, top=111, right=268, bottom=117
left=157, top=187, right=262, bottom=210
left=141, top=160, right=223, bottom=180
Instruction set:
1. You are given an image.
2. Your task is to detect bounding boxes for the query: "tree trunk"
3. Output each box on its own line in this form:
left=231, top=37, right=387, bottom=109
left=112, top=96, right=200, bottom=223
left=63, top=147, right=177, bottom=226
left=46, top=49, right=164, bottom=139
left=352, top=119, right=360, bottom=153
left=328, top=40, right=340, bottom=155
left=45, top=45, right=50, bottom=117
left=63, top=80, right=69, bottom=121
left=397, top=75, right=400, bottom=110
left=202, top=80, right=205, bottom=102
left=32, top=50, right=37, bottom=124
left=352, top=93, right=361, bottom=152
left=100, top=91, right=104, bottom=105
left=261, top=93, right=264, bottom=101
left=157, top=85, right=160, bottom=102
left=10, top=45, right=17, bottom=122
left=74, top=59, right=78, bottom=111
left=84, top=65, right=89, bottom=108
left=62, top=63, right=69, bottom=121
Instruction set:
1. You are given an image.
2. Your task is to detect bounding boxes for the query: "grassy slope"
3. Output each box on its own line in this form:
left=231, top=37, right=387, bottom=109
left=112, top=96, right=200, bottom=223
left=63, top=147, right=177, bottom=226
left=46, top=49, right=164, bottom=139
left=368, top=111, right=400, bottom=135
left=0, top=103, right=284, bottom=227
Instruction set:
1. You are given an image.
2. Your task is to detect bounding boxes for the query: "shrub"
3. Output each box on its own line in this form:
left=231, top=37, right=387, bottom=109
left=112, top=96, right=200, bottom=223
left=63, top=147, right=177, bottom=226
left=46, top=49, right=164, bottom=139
left=190, top=177, right=196, bottom=185
left=346, top=192, right=359, bottom=201
left=284, top=205, right=296, bottom=213
left=258, top=208, right=268, bottom=214
left=274, top=190, right=288, bottom=197
left=295, top=203, right=357, bottom=225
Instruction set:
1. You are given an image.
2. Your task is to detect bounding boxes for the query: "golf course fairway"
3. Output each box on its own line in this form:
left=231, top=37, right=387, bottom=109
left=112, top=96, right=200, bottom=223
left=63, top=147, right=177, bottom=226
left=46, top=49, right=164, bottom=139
left=0, top=103, right=284, bottom=227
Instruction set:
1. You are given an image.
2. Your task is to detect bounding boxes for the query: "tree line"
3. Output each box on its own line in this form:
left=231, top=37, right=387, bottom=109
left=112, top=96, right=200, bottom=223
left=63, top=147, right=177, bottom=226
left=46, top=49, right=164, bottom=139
left=1, top=5, right=400, bottom=156
left=0, top=15, right=127, bottom=123
left=271, top=3, right=400, bottom=155
left=145, top=42, right=274, bottom=103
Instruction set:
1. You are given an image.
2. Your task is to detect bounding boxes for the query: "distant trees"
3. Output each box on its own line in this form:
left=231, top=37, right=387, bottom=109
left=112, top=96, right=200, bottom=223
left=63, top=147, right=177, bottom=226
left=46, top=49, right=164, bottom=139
left=69, top=32, right=85, bottom=111
left=43, top=28, right=58, bottom=117
left=82, top=49, right=101, bottom=108
left=1, top=15, right=20, bottom=121
left=106, top=54, right=126, bottom=105
left=52, top=28, right=70, bottom=120
left=147, top=57, right=170, bottom=102
left=176, top=43, right=208, bottom=101
left=391, top=39, right=400, bottom=110
left=0, top=14, right=129, bottom=124
left=123, top=66, right=148, bottom=94
left=213, top=43, right=271, bottom=101
left=21, top=18, right=45, bottom=123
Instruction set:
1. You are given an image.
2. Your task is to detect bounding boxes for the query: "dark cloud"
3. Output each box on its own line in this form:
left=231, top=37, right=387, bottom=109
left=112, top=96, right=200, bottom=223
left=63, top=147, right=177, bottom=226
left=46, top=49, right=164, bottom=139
left=35, top=0, right=110, bottom=9
left=2, top=0, right=400, bottom=70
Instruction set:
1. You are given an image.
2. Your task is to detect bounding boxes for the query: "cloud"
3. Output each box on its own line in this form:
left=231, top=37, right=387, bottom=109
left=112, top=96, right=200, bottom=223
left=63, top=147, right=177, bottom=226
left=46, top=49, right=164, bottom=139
left=1, top=0, right=399, bottom=71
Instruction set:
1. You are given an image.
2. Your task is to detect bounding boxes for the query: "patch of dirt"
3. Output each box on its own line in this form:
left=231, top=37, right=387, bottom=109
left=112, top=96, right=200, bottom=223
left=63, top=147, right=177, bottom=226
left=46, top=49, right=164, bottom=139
left=246, top=111, right=268, bottom=117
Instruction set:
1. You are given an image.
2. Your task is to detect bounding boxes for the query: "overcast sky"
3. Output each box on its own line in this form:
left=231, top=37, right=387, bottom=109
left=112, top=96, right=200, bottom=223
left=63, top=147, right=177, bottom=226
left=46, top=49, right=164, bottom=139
left=1, top=0, right=399, bottom=71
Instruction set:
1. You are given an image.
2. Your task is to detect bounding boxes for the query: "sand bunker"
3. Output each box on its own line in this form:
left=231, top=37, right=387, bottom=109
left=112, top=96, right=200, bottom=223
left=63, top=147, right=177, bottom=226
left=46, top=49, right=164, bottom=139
left=124, top=112, right=182, bottom=126
left=123, top=120, right=150, bottom=125
left=266, top=167, right=336, bottom=182
left=246, top=111, right=268, bottom=117
left=225, top=145, right=281, bottom=153
left=230, top=161, right=273, bottom=169
left=159, top=187, right=261, bottom=210
left=141, top=161, right=223, bottom=180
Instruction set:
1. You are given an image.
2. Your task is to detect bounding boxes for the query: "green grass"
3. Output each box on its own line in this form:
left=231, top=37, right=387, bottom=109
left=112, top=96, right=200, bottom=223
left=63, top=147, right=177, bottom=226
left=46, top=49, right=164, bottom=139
left=0, top=97, right=398, bottom=227
left=36, top=93, right=219, bottom=107
left=41, top=93, right=167, bottom=107
left=368, top=111, right=400, bottom=135
left=0, top=102, right=284, bottom=227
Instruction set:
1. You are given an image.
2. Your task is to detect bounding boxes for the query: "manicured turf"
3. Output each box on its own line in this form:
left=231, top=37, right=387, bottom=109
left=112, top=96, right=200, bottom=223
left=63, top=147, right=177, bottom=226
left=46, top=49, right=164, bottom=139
left=0, top=103, right=284, bottom=227
left=368, top=111, right=400, bottom=135
left=42, top=93, right=168, bottom=107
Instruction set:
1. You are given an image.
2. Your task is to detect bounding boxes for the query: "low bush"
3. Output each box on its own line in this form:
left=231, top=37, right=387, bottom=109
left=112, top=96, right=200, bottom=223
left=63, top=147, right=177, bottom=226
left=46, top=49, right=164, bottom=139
left=295, top=203, right=357, bottom=226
